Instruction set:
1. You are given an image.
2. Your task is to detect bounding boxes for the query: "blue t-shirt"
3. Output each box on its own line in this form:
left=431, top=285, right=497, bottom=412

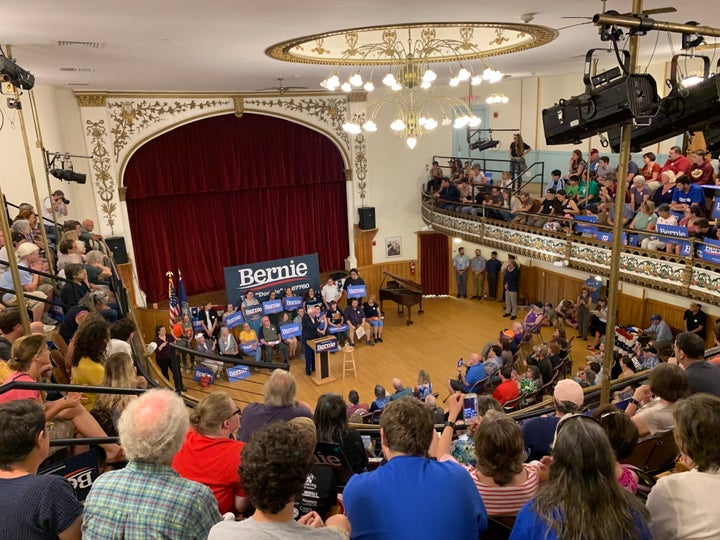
left=672, top=184, right=706, bottom=207
left=344, top=455, right=487, bottom=539
left=510, top=501, right=652, bottom=540
left=520, top=415, right=561, bottom=462
left=584, top=277, right=602, bottom=304
left=0, top=474, right=83, bottom=539
left=464, top=363, right=487, bottom=392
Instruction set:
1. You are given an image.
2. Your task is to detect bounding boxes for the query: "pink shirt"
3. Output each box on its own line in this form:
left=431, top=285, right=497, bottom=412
left=0, top=372, right=40, bottom=404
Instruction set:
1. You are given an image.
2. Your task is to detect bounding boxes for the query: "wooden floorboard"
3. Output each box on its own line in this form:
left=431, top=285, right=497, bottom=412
left=176, top=297, right=588, bottom=411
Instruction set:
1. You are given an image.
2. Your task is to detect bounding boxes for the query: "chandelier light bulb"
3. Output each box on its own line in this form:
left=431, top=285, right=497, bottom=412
left=425, top=118, right=438, bottom=130
left=349, top=73, right=363, bottom=87
left=390, top=118, right=406, bottom=131
left=406, top=137, right=417, bottom=149
left=422, top=69, right=437, bottom=83
left=468, top=116, right=482, bottom=127
left=326, top=75, right=340, bottom=90
left=362, top=119, right=378, bottom=132
left=471, top=75, right=482, bottom=86
left=441, top=117, right=452, bottom=127
left=363, top=81, right=375, bottom=92
left=341, top=82, right=352, bottom=92
left=342, top=122, right=362, bottom=134
left=382, top=73, right=397, bottom=87
left=419, top=116, right=427, bottom=126
left=458, top=67, right=471, bottom=81
left=453, top=115, right=470, bottom=129
left=449, top=77, right=460, bottom=87
left=391, top=82, right=402, bottom=91
left=420, top=80, right=431, bottom=89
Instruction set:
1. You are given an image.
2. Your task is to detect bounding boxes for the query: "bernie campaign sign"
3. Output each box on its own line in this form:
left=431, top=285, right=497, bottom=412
left=224, top=254, right=320, bottom=307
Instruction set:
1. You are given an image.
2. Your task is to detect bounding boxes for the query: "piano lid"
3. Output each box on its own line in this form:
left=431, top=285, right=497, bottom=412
left=380, top=271, right=422, bottom=294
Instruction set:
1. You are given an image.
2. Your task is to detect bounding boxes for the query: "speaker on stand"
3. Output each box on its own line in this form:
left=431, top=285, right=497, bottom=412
left=105, top=236, right=129, bottom=264
left=358, top=207, right=376, bottom=230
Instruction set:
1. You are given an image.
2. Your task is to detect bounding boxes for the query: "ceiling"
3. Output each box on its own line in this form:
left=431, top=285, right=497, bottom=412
left=2, top=0, right=719, bottom=93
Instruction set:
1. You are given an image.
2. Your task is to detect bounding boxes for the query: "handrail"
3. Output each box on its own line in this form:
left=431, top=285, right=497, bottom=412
left=0, top=380, right=145, bottom=396
left=431, top=154, right=546, bottom=194
left=170, top=342, right=290, bottom=372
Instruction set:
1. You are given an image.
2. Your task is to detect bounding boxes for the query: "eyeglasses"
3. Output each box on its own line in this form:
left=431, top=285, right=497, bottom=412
left=225, top=409, right=242, bottom=421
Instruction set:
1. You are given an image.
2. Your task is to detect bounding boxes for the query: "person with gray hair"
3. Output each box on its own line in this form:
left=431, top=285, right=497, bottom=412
left=83, top=389, right=221, bottom=539
left=236, top=369, right=313, bottom=442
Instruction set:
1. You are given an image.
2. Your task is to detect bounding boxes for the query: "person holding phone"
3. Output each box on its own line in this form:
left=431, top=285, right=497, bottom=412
left=447, top=353, right=487, bottom=394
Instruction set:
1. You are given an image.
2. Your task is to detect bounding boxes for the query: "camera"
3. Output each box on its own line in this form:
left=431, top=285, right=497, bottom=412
left=61, top=197, right=70, bottom=205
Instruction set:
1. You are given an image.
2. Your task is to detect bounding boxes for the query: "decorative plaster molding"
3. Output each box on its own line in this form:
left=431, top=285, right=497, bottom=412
left=76, top=94, right=107, bottom=107
left=85, top=119, right=118, bottom=234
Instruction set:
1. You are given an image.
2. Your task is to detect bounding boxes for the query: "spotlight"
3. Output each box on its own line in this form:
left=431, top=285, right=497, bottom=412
left=0, top=56, right=35, bottom=90
left=470, top=139, right=500, bottom=152
left=49, top=169, right=87, bottom=184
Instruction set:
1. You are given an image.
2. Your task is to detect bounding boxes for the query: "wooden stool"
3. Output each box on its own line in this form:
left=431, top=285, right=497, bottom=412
left=342, top=346, right=357, bottom=379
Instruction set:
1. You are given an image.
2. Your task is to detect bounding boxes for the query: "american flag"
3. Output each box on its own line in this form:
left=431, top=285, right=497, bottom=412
left=168, top=273, right=181, bottom=325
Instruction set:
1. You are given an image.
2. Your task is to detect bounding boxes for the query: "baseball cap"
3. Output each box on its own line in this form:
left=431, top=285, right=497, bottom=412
left=16, top=243, right=40, bottom=259
left=649, top=314, right=661, bottom=321
left=553, top=379, right=584, bottom=407
left=52, top=190, right=65, bottom=196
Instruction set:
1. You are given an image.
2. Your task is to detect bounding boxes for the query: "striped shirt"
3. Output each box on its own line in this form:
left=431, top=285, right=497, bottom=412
left=83, top=461, right=221, bottom=539
left=439, top=454, right=541, bottom=516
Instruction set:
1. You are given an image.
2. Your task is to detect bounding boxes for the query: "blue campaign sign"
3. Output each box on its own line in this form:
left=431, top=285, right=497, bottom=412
left=227, top=365, right=251, bottom=383
left=280, top=322, right=302, bottom=339
left=192, top=318, right=203, bottom=331
left=262, top=299, right=283, bottom=314
left=224, top=253, right=321, bottom=307
left=225, top=311, right=244, bottom=330
left=39, top=450, right=100, bottom=501
left=315, top=336, right=339, bottom=353
left=328, top=324, right=349, bottom=334
left=574, top=214, right=598, bottom=234
left=679, top=242, right=692, bottom=257
left=284, top=296, right=303, bottom=310
left=241, top=342, right=258, bottom=354
left=656, top=223, right=688, bottom=245
left=244, top=304, right=264, bottom=318
left=713, top=196, right=720, bottom=219
left=346, top=284, right=367, bottom=298
left=193, top=365, right=215, bottom=384
left=698, top=238, right=720, bottom=264
left=595, top=232, right=627, bottom=244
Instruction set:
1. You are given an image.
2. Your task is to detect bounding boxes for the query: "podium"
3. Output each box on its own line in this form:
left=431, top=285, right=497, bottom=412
left=307, top=335, right=339, bottom=385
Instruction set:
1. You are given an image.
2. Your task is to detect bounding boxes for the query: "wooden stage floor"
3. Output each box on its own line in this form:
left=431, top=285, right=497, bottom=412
left=178, top=297, right=587, bottom=411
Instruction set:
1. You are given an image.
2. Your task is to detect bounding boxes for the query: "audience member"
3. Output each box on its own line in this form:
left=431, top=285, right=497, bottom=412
left=502, top=256, right=520, bottom=320
left=70, top=313, right=110, bottom=411
left=236, top=369, right=312, bottom=442
left=259, top=315, right=289, bottom=365
left=362, top=295, right=384, bottom=343
left=492, top=365, right=520, bottom=406
left=0, top=242, right=55, bottom=326
left=683, top=301, right=707, bottom=339
left=662, top=145, right=691, bottom=176
left=83, top=389, right=221, bottom=538
left=592, top=406, right=640, bottom=494
left=342, top=299, right=373, bottom=349
left=344, top=398, right=487, bottom=539
left=369, top=384, right=389, bottom=413
left=92, top=351, right=144, bottom=436
left=673, top=332, right=720, bottom=396
left=346, top=390, right=369, bottom=418
left=388, top=378, right=413, bottom=401
left=172, top=392, right=247, bottom=515
left=208, top=421, right=350, bottom=539
left=448, top=352, right=486, bottom=394
left=510, top=415, right=651, bottom=540
left=314, top=393, right=368, bottom=474
left=646, top=393, right=720, bottom=539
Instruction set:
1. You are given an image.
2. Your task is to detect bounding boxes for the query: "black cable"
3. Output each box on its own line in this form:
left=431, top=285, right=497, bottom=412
left=644, top=29, right=660, bottom=73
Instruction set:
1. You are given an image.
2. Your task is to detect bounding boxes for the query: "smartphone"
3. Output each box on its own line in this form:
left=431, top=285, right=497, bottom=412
left=463, top=393, right=478, bottom=421
left=457, top=358, right=464, bottom=368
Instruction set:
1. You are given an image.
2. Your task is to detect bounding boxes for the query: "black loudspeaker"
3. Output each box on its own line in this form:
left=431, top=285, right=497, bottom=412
left=106, top=236, right=129, bottom=264
left=358, top=207, right=376, bottom=230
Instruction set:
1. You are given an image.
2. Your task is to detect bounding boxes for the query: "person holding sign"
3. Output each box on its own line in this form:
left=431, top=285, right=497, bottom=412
left=344, top=298, right=374, bottom=348
left=343, top=268, right=366, bottom=305
left=259, top=316, right=289, bottom=365
left=239, top=322, right=262, bottom=363
left=326, top=300, right=349, bottom=347
left=241, top=290, right=263, bottom=334
left=278, top=312, right=300, bottom=359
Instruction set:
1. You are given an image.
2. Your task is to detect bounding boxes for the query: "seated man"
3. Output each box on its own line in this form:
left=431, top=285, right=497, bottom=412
left=433, top=178, right=461, bottom=210
left=326, top=299, right=349, bottom=346
left=492, top=365, right=520, bottom=405
left=236, top=369, right=313, bottom=442
left=0, top=242, right=55, bottom=327
left=670, top=175, right=706, bottom=220
left=209, top=420, right=350, bottom=539
left=258, top=315, right=289, bottom=365
left=343, top=298, right=373, bottom=347
left=321, top=277, right=342, bottom=309
left=83, top=389, right=222, bottom=538
left=388, top=377, right=414, bottom=401
left=644, top=313, right=673, bottom=353
left=343, top=398, right=487, bottom=539
left=0, top=399, right=83, bottom=540
left=447, top=352, right=487, bottom=394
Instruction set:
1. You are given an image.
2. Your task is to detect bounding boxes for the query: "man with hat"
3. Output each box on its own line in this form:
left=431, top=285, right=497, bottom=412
left=0, top=243, right=55, bottom=327
left=644, top=314, right=673, bottom=353
left=521, top=379, right=585, bottom=462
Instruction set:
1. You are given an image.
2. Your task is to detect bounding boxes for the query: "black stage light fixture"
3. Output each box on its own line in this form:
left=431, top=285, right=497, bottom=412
left=0, top=56, right=35, bottom=90
left=607, top=54, right=718, bottom=153
left=49, top=168, right=87, bottom=184
left=470, top=138, right=500, bottom=152
left=542, top=49, right=659, bottom=145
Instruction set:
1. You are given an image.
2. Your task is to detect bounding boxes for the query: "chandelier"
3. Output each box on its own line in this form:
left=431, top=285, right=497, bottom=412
left=266, top=23, right=557, bottom=148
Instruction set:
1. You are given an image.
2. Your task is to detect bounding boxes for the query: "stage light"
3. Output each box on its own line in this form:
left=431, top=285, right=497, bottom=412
left=0, top=56, right=35, bottom=90
left=470, top=139, right=500, bottom=152
left=49, top=169, right=87, bottom=184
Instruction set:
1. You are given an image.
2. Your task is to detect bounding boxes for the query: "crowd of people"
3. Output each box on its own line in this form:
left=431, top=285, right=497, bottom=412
left=431, top=146, right=720, bottom=257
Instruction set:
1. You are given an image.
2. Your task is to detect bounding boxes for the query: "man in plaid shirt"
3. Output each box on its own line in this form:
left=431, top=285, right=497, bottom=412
left=83, top=389, right=222, bottom=539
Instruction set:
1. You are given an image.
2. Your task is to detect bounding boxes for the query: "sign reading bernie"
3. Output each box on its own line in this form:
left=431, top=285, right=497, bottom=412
left=224, top=254, right=320, bottom=307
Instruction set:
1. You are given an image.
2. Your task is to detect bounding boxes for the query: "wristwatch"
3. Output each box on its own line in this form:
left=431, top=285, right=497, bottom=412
left=629, top=398, right=641, bottom=407
left=444, top=421, right=456, bottom=430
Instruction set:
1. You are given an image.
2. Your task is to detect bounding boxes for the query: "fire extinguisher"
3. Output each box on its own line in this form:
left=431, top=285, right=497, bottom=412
left=409, top=260, right=416, bottom=275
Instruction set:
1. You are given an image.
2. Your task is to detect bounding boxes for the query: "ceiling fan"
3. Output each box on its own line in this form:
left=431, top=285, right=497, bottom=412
left=255, top=78, right=308, bottom=94
left=558, top=1, right=677, bottom=32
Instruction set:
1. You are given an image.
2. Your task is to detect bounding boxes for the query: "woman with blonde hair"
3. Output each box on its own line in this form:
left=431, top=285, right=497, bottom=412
left=0, top=334, right=123, bottom=462
left=92, top=352, right=146, bottom=435
left=509, top=133, right=531, bottom=188
left=172, top=391, right=247, bottom=515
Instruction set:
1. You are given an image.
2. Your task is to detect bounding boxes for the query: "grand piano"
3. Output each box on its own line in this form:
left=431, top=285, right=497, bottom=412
left=379, top=271, right=424, bottom=325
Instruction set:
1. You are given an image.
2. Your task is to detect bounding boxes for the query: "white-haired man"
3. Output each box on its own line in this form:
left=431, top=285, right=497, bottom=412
left=83, top=389, right=221, bottom=539
left=236, top=369, right=312, bottom=442
left=0, top=242, right=55, bottom=327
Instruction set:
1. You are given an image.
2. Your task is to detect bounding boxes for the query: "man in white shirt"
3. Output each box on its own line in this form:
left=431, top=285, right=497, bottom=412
left=321, top=277, right=342, bottom=309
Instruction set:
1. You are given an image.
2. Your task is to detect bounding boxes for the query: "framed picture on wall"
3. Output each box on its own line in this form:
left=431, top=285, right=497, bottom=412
left=385, top=236, right=401, bottom=258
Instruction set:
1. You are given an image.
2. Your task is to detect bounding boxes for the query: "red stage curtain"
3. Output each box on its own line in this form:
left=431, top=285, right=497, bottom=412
left=124, top=114, right=348, bottom=302
left=419, top=233, right=449, bottom=295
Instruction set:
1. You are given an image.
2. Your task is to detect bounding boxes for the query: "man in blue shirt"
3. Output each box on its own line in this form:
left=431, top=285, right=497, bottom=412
left=447, top=352, right=487, bottom=393
left=486, top=251, right=502, bottom=300
left=584, top=275, right=603, bottom=305
left=452, top=246, right=470, bottom=298
left=343, top=398, right=487, bottom=540
left=670, top=175, right=706, bottom=219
